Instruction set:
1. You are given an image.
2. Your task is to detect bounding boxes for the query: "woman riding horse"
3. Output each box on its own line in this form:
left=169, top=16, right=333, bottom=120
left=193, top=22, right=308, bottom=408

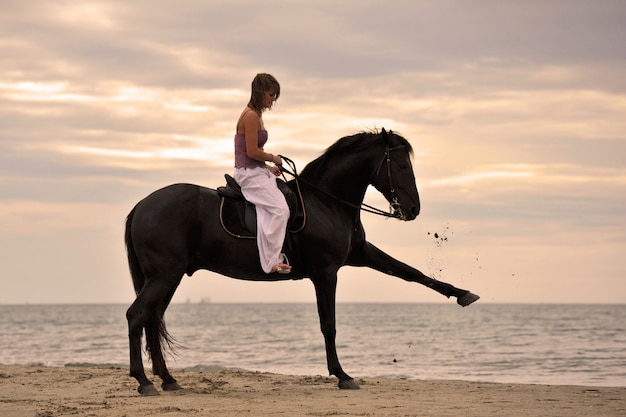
left=125, top=129, right=479, bottom=395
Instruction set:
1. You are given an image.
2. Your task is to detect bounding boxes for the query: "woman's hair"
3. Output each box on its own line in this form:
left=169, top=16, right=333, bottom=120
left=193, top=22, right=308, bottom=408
left=247, top=73, right=280, bottom=113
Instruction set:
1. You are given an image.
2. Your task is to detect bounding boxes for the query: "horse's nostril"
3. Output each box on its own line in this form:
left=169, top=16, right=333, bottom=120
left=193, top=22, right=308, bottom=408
left=411, top=206, right=420, bottom=217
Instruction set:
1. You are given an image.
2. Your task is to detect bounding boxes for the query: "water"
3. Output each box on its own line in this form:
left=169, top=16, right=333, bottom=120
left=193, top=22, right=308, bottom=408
left=0, top=303, right=624, bottom=387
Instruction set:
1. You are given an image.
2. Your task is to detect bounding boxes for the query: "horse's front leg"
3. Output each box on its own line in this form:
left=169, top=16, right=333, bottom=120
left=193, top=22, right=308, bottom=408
left=312, top=275, right=360, bottom=390
left=347, top=241, right=479, bottom=307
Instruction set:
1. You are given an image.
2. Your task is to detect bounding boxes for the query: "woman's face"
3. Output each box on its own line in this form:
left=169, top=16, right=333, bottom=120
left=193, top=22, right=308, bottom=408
left=263, top=90, right=278, bottom=110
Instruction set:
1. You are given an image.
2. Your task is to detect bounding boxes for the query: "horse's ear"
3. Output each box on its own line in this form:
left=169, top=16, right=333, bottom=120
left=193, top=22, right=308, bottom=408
left=380, top=127, right=389, bottom=146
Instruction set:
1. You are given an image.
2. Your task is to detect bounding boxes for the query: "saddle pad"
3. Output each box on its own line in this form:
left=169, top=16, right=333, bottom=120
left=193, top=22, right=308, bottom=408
left=218, top=175, right=304, bottom=239
left=217, top=174, right=306, bottom=239
left=219, top=196, right=257, bottom=238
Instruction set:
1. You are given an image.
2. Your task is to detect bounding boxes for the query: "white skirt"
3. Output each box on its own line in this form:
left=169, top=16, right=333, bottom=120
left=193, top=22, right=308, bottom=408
left=234, top=166, right=290, bottom=273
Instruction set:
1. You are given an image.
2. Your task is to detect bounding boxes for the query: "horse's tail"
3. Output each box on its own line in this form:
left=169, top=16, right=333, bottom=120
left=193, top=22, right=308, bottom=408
left=125, top=207, right=144, bottom=295
left=146, top=309, right=177, bottom=374
left=125, top=207, right=178, bottom=370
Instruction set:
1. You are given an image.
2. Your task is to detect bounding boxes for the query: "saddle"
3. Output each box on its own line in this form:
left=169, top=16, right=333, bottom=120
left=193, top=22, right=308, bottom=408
left=217, top=174, right=305, bottom=239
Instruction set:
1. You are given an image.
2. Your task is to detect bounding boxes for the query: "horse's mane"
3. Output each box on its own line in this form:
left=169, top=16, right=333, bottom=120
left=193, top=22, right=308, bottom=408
left=301, top=129, right=413, bottom=176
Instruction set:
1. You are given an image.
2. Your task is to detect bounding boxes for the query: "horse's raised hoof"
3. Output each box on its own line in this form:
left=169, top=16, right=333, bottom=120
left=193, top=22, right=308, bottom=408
left=138, top=384, right=160, bottom=396
left=338, top=378, right=360, bottom=390
left=457, top=291, right=480, bottom=307
left=162, top=381, right=183, bottom=391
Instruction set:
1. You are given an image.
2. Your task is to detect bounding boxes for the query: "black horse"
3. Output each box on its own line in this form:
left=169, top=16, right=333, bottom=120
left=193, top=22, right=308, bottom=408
left=125, top=129, right=479, bottom=395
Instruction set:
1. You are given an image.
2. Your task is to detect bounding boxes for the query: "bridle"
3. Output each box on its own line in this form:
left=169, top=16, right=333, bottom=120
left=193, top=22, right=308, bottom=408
left=279, top=143, right=407, bottom=220
left=370, top=144, right=406, bottom=219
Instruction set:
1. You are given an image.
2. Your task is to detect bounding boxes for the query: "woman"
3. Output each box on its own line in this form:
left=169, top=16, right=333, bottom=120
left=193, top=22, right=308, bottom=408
left=234, top=73, right=291, bottom=274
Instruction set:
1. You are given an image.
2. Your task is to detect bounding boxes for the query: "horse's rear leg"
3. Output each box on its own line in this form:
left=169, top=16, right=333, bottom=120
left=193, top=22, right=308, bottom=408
left=126, top=279, right=182, bottom=395
left=126, top=296, right=159, bottom=395
left=151, top=283, right=183, bottom=392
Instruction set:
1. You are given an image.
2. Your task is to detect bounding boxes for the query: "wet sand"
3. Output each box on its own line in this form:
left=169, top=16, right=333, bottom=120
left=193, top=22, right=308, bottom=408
left=1, top=364, right=624, bottom=416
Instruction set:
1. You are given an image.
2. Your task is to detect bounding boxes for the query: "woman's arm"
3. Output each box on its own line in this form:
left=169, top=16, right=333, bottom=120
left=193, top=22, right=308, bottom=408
left=242, top=111, right=274, bottom=163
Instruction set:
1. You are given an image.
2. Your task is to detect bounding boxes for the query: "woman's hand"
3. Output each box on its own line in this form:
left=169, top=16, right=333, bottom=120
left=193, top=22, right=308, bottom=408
left=268, top=164, right=281, bottom=176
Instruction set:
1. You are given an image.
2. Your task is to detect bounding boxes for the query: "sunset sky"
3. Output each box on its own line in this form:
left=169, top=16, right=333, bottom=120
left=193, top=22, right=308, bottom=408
left=1, top=0, right=624, bottom=304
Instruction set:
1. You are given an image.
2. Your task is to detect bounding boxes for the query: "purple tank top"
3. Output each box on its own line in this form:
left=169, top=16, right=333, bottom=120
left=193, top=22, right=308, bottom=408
left=234, top=130, right=268, bottom=168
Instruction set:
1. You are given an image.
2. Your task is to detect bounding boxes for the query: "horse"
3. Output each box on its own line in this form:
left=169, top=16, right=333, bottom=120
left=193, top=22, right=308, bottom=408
left=124, top=129, right=479, bottom=395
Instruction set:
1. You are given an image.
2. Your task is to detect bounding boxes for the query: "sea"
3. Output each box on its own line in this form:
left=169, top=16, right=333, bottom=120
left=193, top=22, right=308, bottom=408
left=0, top=303, right=624, bottom=387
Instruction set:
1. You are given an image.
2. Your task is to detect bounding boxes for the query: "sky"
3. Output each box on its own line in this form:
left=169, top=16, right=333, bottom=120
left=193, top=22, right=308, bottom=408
left=1, top=0, right=625, bottom=305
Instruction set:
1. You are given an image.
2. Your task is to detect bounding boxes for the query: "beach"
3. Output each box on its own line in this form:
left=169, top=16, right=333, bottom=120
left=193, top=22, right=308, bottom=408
left=1, top=365, right=624, bottom=417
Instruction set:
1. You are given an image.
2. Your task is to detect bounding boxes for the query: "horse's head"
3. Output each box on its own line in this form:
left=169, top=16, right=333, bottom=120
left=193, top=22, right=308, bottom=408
left=370, top=129, right=421, bottom=221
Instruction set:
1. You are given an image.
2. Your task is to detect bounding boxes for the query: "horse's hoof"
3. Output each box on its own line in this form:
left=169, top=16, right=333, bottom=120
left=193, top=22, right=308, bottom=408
left=338, top=378, right=360, bottom=390
left=457, top=291, right=480, bottom=307
left=162, top=381, right=183, bottom=391
left=138, top=384, right=160, bottom=396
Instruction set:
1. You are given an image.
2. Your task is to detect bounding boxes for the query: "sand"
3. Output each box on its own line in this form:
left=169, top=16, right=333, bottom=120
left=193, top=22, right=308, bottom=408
left=1, top=365, right=624, bottom=417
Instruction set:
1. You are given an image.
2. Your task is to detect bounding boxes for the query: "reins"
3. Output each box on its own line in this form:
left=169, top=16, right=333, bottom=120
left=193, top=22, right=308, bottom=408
left=279, top=145, right=405, bottom=219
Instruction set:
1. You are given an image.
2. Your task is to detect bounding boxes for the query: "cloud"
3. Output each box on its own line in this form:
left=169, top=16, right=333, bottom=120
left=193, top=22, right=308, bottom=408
left=0, top=0, right=624, bottom=303
left=428, top=169, right=534, bottom=187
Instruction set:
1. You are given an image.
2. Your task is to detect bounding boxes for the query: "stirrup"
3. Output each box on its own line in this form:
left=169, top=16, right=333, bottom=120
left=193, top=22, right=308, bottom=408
left=277, top=253, right=291, bottom=274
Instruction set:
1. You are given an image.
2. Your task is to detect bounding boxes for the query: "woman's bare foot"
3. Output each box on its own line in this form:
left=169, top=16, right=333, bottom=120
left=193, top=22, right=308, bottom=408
left=272, top=263, right=291, bottom=274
